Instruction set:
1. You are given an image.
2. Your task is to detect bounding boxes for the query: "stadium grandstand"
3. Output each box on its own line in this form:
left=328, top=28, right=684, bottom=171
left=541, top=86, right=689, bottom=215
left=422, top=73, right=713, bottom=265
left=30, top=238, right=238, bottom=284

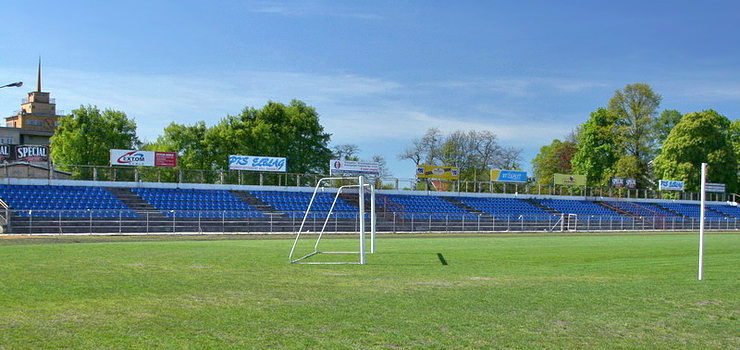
left=1, top=179, right=739, bottom=235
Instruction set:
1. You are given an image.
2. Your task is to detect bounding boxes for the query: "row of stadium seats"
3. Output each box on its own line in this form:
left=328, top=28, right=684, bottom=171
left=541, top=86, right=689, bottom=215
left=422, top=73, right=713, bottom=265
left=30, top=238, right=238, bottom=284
left=133, top=188, right=265, bottom=218
left=3, top=184, right=740, bottom=222
left=250, top=190, right=359, bottom=219
left=0, top=185, right=134, bottom=217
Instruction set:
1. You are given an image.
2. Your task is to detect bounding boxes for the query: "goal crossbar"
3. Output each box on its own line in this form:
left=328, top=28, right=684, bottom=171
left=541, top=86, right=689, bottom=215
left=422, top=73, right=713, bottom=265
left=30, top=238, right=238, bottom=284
left=289, top=176, right=376, bottom=264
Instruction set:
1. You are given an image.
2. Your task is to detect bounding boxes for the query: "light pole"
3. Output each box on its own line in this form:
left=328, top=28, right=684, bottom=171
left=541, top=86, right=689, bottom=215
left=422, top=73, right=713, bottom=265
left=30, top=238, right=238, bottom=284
left=0, top=81, right=23, bottom=89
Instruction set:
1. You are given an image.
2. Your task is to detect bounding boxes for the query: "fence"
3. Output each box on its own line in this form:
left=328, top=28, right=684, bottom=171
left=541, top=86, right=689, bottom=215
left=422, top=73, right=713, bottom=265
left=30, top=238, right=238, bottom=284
left=6, top=210, right=739, bottom=235
left=10, top=164, right=733, bottom=202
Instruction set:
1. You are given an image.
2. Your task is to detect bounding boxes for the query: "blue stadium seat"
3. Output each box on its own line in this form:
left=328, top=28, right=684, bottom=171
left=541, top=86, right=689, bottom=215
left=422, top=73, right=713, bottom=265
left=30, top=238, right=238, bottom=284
left=131, top=188, right=265, bottom=218
left=0, top=185, right=136, bottom=218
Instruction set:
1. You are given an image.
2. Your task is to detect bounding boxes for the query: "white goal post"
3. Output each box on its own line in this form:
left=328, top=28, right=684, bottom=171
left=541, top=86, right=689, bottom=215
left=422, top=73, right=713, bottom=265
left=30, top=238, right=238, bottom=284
left=289, top=176, right=376, bottom=265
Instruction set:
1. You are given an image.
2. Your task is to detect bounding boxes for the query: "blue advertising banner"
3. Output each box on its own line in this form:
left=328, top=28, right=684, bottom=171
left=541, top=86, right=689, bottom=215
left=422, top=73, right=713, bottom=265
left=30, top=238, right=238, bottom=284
left=490, top=169, right=528, bottom=183
left=229, top=155, right=287, bottom=172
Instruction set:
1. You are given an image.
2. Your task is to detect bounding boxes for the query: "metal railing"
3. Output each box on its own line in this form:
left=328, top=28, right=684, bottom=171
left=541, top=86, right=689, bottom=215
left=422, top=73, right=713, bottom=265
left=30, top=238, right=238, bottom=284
left=5, top=209, right=739, bottom=235
left=11, top=164, right=732, bottom=202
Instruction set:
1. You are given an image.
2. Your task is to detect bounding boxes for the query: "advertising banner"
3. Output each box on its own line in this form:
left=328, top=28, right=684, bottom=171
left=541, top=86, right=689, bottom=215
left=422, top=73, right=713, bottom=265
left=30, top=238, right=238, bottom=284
left=14, top=145, right=49, bottom=162
left=610, top=177, right=637, bottom=189
left=110, top=149, right=177, bottom=167
left=154, top=152, right=178, bottom=167
left=705, top=183, right=726, bottom=193
left=330, top=159, right=381, bottom=175
left=553, top=173, right=587, bottom=186
left=0, top=144, right=49, bottom=163
left=658, top=180, right=684, bottom=191
left=229, top=155, right=287, bottom=172
left=490, top=169, right=527, bottom=183
left=416, top=165, right=460, bottom=180
left=0, top=144, right=10, bottom=162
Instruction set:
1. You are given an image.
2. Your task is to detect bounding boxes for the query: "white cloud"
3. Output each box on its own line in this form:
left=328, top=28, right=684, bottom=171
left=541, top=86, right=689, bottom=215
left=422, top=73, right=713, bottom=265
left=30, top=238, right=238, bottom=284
left=247, top=2, right=383, bottom=20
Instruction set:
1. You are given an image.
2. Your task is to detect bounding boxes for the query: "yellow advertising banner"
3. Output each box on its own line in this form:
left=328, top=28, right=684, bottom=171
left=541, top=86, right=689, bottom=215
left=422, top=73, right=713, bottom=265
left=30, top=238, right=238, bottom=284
left=416, top=165, right=460, bottom=180
left=553, top=173, right=587, bottom=186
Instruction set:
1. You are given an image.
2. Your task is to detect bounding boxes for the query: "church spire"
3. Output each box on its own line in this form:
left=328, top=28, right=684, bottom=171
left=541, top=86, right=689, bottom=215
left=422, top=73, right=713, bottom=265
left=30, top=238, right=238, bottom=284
left=36, top=57, right=42, bottom=92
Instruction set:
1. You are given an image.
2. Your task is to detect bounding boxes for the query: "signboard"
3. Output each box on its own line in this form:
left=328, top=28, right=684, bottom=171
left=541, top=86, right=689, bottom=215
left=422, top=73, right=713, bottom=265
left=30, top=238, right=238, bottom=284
left=610, top=177, right=637, bottom=189
left=490, top=170, right=527, bottom=183
left=154, top=152, right=178, bottom=167
left=659, top=180, right=684, bottom=191
left=705, top=183, right=726, bottom=193
left=110, top=149, right=177, bottom=167
left=229, top=155, right=287, bottom=172
left=14, top=145, right=49, bottom=162
left=553, top=173, right=587, bottom=186
left=416, top=165, right=460, bottom=180
left=330, top=159, right=381, bottom=175
left=0, top=144, right=49, bottom=163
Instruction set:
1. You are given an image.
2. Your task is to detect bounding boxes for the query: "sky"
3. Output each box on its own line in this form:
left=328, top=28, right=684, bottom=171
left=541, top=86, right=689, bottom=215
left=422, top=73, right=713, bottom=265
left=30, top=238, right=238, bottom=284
left=1, top=1, right=739, bottom=179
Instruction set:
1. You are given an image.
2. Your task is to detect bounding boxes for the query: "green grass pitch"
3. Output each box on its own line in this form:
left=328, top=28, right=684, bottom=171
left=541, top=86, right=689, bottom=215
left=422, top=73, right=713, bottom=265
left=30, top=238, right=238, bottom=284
left=1, top=233, right=738, bottom=349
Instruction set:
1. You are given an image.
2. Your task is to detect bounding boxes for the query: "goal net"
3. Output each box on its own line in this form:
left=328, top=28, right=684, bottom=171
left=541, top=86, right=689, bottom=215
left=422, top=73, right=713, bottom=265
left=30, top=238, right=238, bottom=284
left=289, top=176, right=376, bottom=264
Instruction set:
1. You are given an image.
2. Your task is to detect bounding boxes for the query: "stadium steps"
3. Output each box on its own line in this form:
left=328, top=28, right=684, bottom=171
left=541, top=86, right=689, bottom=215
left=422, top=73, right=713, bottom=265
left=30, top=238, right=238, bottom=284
left=524, top=198, right=559, bottom=214
left=108, top=187, right=163, bottom=213
left=597, top=201, right=637, bottom=218
left=230, top=190, right=279, bottom=214
left=442, top=197, right=491, bottom=218
left=651, top=204, right=688, bottom=218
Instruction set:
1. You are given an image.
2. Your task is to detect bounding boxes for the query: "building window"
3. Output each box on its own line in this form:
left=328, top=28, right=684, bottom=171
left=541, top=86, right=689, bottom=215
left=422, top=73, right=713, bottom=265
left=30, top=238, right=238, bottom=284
left=26, top=120, right=43, bottom=126
left=5, top=122, right=14, bottom=127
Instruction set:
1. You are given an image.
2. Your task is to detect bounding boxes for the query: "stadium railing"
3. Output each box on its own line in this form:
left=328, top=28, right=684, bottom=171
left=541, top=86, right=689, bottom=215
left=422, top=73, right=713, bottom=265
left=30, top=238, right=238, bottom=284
left=6, top=209, right=739, bottom=235
left=8, top=163, right=730, bottom=202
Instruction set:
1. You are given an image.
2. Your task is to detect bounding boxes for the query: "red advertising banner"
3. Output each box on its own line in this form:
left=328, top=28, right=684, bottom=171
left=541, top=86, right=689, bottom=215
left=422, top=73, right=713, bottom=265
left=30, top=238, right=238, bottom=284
left=155, top=152, right=177, bottom=167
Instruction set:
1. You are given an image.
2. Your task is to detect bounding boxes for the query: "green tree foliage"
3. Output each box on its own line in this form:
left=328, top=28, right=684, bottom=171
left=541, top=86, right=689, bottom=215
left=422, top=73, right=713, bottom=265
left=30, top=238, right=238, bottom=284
left=50, top=105, right=139, bottom=179
left=654, top=109, right=683, bottom=148
left=653, top=110, right=737, bottom=193
left=728, top=119, right=740, bottom=161
left=571, top=108, right=618, bottom=186
left=145, top=121, right=212, bottom=170
left=152, top=100, right=332, bottom=176
left=607, top=83, right=662, bottom=183
left=532, top=139, right=577, bottom=186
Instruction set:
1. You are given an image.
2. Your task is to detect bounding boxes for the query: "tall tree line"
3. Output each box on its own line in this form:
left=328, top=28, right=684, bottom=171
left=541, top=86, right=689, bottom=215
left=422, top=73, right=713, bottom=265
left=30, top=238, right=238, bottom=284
left=533, top=83, right=739, bottom=192
left=51, top=100, right=335, bottom=178
left=398, top=128, right=523, bottom=182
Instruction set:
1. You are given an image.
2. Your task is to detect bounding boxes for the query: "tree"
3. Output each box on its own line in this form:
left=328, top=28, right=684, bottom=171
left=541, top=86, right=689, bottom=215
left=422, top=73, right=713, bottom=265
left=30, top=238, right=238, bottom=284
left=50, top=105, right=139, bottom=179
left=532, top=139, right=578, bottom=186
left=571, top=108, right=619, bottom=186
left=145, top=121, right=211, bottom=170
left=332, top=144, right=360, bottom=161
left=653, top=110, right=737, bottom=193
left=728, top=119, right=740, bottom=161
left=371, top=154, right=391, bottom=177
left=654, top=109, right=682, bottom=148
left=607, top=83, right=662, bottom=183
left=399, top=128, right=522, bottom=182
left=202, top=99, right=333, bottom=174
left=398, top=128, right=444, bottom=166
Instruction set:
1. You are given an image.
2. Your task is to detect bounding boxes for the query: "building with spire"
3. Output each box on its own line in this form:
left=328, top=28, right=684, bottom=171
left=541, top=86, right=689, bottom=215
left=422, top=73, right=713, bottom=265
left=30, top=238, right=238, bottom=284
left=1, top=58, right=60, bottom=145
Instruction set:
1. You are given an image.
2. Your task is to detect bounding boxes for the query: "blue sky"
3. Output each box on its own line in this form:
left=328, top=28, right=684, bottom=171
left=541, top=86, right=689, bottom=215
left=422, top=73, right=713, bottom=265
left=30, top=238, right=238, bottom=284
left=1, top=1, right=739, bottom=178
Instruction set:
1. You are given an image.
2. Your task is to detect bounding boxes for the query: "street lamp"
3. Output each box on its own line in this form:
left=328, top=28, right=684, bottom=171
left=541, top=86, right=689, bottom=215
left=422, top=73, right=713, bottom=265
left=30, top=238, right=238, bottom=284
left=0, top=81, right=23, bottom=89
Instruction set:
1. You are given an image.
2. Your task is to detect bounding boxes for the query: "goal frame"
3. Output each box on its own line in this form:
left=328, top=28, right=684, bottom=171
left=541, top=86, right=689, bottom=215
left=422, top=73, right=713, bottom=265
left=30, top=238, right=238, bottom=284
left=289, top=176, right=376, bottom=265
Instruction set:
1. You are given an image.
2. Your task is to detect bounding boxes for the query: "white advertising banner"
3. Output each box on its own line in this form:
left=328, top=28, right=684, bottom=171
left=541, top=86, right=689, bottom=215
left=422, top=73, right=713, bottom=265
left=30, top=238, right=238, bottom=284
left=110, top=149, right=177, bottom=167
left=110, top=149, right=155, bottom=166
left=229, top=155, right=287, bottom=172
left=329, top=159, right=380, bottom=175
left=659, top=180, right=685, bottom=191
